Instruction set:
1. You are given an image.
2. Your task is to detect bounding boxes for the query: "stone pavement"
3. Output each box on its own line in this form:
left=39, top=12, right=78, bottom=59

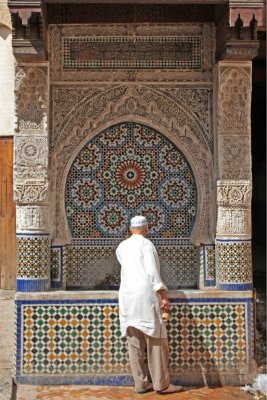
left=0, top=290, right=15, bottom=400
left=15, top=385, right=256, bottom=400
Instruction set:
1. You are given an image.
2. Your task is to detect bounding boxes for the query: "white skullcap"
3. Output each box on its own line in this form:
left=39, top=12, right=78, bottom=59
left=130, top=215, right=148, bottom=228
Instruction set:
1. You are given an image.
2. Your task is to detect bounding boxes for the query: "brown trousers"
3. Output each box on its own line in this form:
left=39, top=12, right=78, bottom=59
left=126, top=326, right=170, bottom=392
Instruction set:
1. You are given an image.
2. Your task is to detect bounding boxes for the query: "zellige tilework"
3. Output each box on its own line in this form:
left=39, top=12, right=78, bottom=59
left=16, top=297, right=253, bottom=383
left=63, top=36, right=202, bottom=70
left=64, top=122, right=198, bottom=289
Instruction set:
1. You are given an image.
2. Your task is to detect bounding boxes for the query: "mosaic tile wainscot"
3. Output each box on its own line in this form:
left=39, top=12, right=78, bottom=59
left=15, top=290, right=255, bottom=386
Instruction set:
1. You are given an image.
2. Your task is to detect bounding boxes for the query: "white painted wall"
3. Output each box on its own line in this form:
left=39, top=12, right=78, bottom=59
left=0, top=1, right=14, bottom=136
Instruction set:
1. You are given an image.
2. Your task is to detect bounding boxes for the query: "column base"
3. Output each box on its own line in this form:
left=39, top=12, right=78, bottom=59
left=16, top=278, right=50, bottom=292
left=218, top=282, right=253, bottom=290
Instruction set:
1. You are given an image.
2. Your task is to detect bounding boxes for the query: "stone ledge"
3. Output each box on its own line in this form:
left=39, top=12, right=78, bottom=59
left=15, top=289, right=254, bottom=301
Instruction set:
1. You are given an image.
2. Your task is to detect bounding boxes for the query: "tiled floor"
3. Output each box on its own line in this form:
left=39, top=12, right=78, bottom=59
left=15, top=385, right=255, bottom=400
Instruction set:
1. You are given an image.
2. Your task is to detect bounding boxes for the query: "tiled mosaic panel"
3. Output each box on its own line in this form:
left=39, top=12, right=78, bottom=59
left=63, top=36, right=202, bottom=70
left=17, top=235, right=50, bottom=278
left=66, top=245, right=197, bottom=289
left=65, top=122, right=197, bottom=239
left=159, top=246, right=197, bottom=288
left=216, top=241, right=252, bottom=284
left=167, top=303, right=248, bottom=372
left=50, top=246, right=63, bottom=282
left=21, top=302, right=249, bottom=375
left=66, top=246, right=120, bottom=289
left=205, top=245, right=215, bottom=280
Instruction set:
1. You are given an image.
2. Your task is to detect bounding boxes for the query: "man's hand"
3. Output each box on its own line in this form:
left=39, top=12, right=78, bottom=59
left=160, top=298, right=170, bottom=312
left=157, top=289, right=170, bottom=311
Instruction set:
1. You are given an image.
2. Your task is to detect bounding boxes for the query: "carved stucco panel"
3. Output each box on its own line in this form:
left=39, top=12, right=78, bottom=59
left=216, top=181, right=252, bottom=239
left=49, top=23, right=214, bottom=82
left=49, top=84, right=118, bottom=151
left=16, top=205, right=49, bottom=232
left=219, top=135, right=251, bottom=180
left=50, top=84, right=212, bottom=156
left=216, top=207, right=251, bottom=239
left=14, top=181, right=49, bottom=203
left=218, top=64, right=251, bottom=135
left=50, top=110, right=214, bottom=246
left=15, top=135, right=48, bottom=167
left=155, top=85, right=213, bottom=150
left=217, top=180, right=252, bottom=206
left=15, top=66, right=48, bottom=132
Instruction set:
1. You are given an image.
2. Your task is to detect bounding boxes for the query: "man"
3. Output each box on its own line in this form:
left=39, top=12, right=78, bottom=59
left=116, top=215, right=183, bottom=394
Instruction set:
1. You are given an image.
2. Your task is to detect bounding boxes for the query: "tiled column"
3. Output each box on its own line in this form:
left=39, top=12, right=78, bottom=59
left=215, top=62, right=253, bottom=290
left=14, top=65, right=50, bottom=292
left=198, top=244, right=216, bottom=289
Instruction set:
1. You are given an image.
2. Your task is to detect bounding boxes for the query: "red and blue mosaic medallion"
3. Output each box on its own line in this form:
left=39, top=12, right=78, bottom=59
left=65, top=122, right=197, bottom=238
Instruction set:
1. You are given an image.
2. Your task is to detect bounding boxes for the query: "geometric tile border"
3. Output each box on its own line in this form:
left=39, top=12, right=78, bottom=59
left=16, top=233, right=50, bottom=292
left=199, top=244, right=215, bottom=288
left=65, top=244, right=198, bottom=290
left=216, top=239, right=253, bottom=290
left=15, top=295, right=254, bottom=385
left=63, top=36, right=202, bottom=70
left=51, top=246, right=63, bottom=288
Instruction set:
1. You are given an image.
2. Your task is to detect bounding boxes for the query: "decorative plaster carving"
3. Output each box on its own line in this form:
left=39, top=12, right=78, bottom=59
left=49, top=85, right=113, bottom=150
left=49, top=23, right=214, bottom=82
left=218, top=65, right=251, bottom=135
left=216, top=181, right=252, bottom=239
left=50, top=84, right=212, bottom=155
left=217, top=180, right=252, bottom=205
left=220, top=136, right=251, bottom=179
left=15, top=66, right=48, bottom=132
left=48, top=24, right=216, bottom=245
left=16, top=205, right=49, bottom=232
left=14, top=180, right=48, bottom=203
left=15, top=136, right=48, bottom=166
left=152, top=85, right=213, bottom=150
left=216, top=206, right=251, bottom=239
left=50, top=83, right=214, bottom=245
left=15, top=66, right=26, bottom=91
left=14, top=165, right=47, bottom=181
left=49, top=25, right=61, bottom=81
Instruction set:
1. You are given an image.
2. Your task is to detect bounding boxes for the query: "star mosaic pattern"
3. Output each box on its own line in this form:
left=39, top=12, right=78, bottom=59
left=17, top=235, right=50, bottom=278
left=65, top=122, right=197, bottom=239
left=20, top=301, right=249, bottom=376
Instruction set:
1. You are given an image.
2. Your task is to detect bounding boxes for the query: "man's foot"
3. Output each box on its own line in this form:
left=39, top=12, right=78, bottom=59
left=157, top=384, right=183, bottom=394
left=135, top=383, right=154, bottom=394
